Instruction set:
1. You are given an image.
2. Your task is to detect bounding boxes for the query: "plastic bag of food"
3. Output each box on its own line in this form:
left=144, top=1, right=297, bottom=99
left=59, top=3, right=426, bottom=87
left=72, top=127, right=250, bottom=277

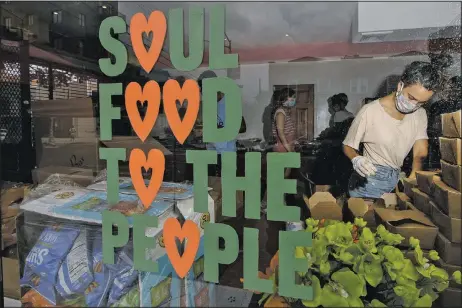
left=110, top=286, right=140, bottom=307
left=56, top=229, right=93, bottom=297
left=21, top=289, right=55, bottom=307
left=20, top=265, right=57, bottom=305
left=25, top=225, right=80, bottom=284
left=85, top=235, right=114, bottom=307
left=106, top=245, right=139, bottom=306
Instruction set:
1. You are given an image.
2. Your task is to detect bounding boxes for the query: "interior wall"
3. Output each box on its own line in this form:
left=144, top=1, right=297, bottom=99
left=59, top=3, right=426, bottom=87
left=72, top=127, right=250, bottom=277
left=237, top=54, right=461, bottom=140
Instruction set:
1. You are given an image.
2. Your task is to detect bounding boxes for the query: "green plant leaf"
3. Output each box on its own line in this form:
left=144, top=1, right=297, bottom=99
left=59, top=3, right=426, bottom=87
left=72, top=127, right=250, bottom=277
left=382, top=246, right=405, bottom=270
left=354, top=218, right=367, bottom=228
left=306, top=218, right=319, bottom=227
left=320, top=285, right=349, bottom=307
left=347, top=296, right=364, bottom=307
left=428, top=250, right=440, bottom=261
left=401, top=259, right=420, bottom=281
left=412, top=294, right=433, bottom=308
left=301, top=276, right=322, bottom=307
left=370, top=299, right=387, bottom=307
left=452, top=271, right=462, bottom=284
left=394, top=285, right=420, bottom=307
left=384, top=262, right=398, bottom=280
left=409, top=236, right=420, bottom=248
left=325, top=224, right=353, bottom=248
left=356, top=255, right=383, bottom=287
left=359, top=228, right=377, bottom=253
left=414, top=245, right=427, bottom=266
left=331, top=268, right=364, bottom=299
left=320, top=260, right=331, bottom=275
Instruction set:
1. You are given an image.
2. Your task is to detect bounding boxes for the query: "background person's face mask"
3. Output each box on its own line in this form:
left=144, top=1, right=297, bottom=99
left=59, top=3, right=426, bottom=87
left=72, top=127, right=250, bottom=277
left=283, top=97, right=296, bottom=107
left=395, top=84, right=420, bottom=114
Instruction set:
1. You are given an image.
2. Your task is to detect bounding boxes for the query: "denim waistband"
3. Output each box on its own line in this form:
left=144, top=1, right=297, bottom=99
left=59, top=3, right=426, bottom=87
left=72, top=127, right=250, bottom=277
left=373, top=164, right=400, bottom=177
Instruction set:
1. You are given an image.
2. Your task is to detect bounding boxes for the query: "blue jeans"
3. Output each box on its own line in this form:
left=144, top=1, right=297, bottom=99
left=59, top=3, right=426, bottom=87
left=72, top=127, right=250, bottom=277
left=348, top=164, right=400, bottom=199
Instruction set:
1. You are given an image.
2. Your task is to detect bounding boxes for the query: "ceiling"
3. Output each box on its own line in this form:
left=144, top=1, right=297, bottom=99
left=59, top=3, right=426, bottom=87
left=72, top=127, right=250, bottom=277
left=118, top=2, right=357, bottom=48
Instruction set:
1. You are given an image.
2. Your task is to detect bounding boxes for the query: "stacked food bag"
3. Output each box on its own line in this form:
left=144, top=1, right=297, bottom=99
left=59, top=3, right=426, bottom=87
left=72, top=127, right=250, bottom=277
left=17, top=172, right=217, bottom=307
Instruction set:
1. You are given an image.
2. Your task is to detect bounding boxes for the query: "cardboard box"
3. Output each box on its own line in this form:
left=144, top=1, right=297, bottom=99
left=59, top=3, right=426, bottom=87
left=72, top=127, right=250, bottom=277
left=415, top=171, right=440, bottom=195
left=38, top=140, right=104, bottom=171
left=396, top=192, right=413, bottom=211
left=2, top=257, right=20, bottom=299
left=32, top=166, right=95, bottom=187
left=208, top=176, right=244, bottom=223
left=430, top=201, right=461, bottom=244
left=374, top=207, right=438, bottom=250
left=402, top=177, right=417, bottom=199
left=100, top=136, right=172, bottom=157
left=439, top=137, right=462, bottom=165
left=345, top=198, right=377, bottom=228
left=375, top=193, right=398, bottom=209
left=304, top=192, right=342, bottom=221
left=436, top=288, right=462, bottom=307
left=435, top=232, right=461, bottom=266
left=411, top=188, right=432, bottom=217
left=433, top=179, right=461, bottom=218
left=441, top=110, right=461, bottom=138
left=441, top=160, right=462, bottom=192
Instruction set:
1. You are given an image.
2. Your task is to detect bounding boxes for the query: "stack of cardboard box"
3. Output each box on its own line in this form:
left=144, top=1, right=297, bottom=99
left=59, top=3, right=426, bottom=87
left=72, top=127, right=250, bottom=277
left=434, top=110, right=462, bottom=305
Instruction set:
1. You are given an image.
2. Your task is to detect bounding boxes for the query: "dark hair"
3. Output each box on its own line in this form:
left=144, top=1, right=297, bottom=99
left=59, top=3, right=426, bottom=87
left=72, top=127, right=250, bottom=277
left=401, top=53, right=453, bottom=92
left=271, top=87, right=296, bottom=121
left=337, top=93, right=349, bottom=106
left=363, top=97, right=378, bottom=104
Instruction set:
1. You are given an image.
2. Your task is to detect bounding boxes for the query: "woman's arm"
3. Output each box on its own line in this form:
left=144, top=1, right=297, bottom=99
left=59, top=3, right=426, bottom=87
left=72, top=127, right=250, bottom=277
left=409, top=139, right=429, bottom=178
left=276, top=112, right=292, bottom=152
left=343, top=145, right=360, bottom=160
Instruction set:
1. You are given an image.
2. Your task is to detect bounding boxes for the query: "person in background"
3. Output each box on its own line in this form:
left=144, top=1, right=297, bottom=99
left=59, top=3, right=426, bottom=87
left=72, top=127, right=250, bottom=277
left=343, top=56, right=451, bottom=199
left=362, top=97, right=378, bottom=105
left=331, top=93, right=354, bottom=124
left=270, top=87, right=304, bottom=231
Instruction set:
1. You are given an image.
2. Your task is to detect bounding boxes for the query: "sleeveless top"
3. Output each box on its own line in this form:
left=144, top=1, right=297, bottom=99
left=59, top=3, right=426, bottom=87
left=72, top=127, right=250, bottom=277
left=272, top=108, right=296, bottom=152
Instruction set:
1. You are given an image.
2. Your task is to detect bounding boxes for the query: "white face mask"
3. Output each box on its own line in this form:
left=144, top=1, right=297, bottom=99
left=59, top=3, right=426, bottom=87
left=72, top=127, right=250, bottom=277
left=395, top=84, right=420, bottom=114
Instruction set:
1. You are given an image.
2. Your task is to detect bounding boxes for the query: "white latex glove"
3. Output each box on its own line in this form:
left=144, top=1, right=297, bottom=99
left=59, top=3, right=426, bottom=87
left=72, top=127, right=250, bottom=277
left=352, top=156, right=377, bottom=177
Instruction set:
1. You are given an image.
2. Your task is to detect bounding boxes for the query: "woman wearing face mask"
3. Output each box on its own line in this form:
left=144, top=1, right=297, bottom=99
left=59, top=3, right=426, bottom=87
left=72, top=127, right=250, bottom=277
left=343, top=56, right=451, bottom=198
left=270, top=87, right=305, bottom=231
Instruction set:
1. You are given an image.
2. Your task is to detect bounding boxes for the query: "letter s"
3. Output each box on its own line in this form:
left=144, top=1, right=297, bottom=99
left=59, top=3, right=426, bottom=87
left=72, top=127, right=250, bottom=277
left=37, top=249, right=49, bottom=265
left=98, top=16, right=128, bottom=77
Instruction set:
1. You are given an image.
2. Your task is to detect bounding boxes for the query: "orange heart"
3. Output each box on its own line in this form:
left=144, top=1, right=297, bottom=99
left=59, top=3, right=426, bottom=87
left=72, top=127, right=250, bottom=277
left=163, top=79, right=200, bottom=144
left=129, top=148, right=165, bottom=208
left=163, top=217, right=200, bottom=278
left=125, top=81, right=161, bottom=142
left=130, top=11, right=166, bottom=73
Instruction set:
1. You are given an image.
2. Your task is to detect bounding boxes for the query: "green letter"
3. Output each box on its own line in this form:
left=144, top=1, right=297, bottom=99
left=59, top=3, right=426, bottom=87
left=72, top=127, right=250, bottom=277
left=202, top=77, right=241, bottom=143
left=99, top=16, right=128, bottom=77
left=99, top=83, right=122, bottom=141
left=133, top=214, right=159, bottom=272
left=99, top=147, right=125, bottom=204
left=209, top=5, right=238, bottom=69
left=169, top=7, right=204, bottom=71
left=204, top=223, right=239, bottom=283
left=267, top=152, right=300, bottom=222
left=243, top=227, right=272, bottom=293
left=102, top=211, right=129, bottom=264
left=186, top=150, right=217, bottom=213
left=279, top=231, right=313, bottom=300
left=222, top=152, right=261, bottom=219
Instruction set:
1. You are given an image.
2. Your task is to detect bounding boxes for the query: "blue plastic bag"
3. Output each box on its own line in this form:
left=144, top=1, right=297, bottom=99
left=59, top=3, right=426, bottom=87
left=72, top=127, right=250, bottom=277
left=20, top=265, right=58, bottom=305
left=56, top=230, right=93, bottom=297
left=107, top=245, right=139, bottom=306
left=85, top=235, right=114, bottom=307
left=25, top=225, right=80, bottom=284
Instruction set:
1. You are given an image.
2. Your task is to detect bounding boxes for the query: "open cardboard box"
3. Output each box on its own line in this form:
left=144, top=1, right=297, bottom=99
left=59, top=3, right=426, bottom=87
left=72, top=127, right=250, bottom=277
left=304, top=192, right=342, bottom=221
left=396, top=192, right=413, bottom=211
left=402, top=177, right=417, bottom=199
left=345, top=198, right=378, bottom=228
left=441, top=110, right=461, bottom=138
left=415, top=170, right=440, bottom=195
left=441, top=160, right=462, bottom=192
left=439, top=137, right=462, bottom=165
left=435, top=232, right=461, bottom=266
left=32, top=166, right=95, bottom=187
left=437, top=287, right=462, bottom=307
left=411, top=188, right=432, bottom=217
left=373, top=193, right=398, bottom=209
left=430, top=201, right=461, bottom=244
left=374, top=207, right=438, bottom=250
left=433, top=179, right=461, bottom=219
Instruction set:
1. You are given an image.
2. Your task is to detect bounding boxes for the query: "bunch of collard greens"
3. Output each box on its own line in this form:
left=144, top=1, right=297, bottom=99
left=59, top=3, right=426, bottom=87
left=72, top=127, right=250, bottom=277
left=258, top=218, right=461, bottom=308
